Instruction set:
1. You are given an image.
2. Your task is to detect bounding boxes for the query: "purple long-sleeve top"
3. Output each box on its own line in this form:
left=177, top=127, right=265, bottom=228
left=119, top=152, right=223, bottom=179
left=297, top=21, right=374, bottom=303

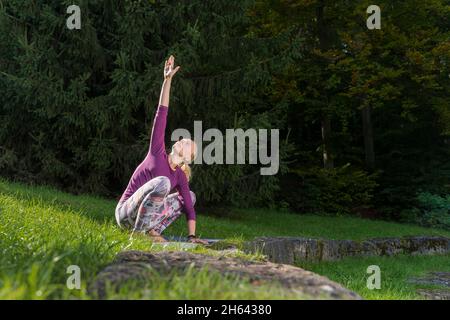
left=119, top=105, right=196, bottom=220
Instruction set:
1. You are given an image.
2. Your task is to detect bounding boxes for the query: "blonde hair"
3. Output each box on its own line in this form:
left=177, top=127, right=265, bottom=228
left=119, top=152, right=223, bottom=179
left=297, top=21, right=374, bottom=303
left=180, top=163, right=192, bottom=181
left=179, top=139, right=197, bottom=182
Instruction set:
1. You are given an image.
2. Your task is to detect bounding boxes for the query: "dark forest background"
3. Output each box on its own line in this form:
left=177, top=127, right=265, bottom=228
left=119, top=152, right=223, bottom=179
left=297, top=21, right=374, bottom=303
left=1, top=0, right=449, bottom=228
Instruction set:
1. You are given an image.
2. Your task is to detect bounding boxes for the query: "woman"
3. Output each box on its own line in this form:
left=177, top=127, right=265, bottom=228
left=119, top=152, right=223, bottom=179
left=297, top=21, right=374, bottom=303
left=115, top=55, right=208, bottom=244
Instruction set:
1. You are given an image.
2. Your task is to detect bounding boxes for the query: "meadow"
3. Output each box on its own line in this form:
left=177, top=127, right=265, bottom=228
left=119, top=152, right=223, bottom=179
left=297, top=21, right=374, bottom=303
left=1, top=178, right=449, bottom=299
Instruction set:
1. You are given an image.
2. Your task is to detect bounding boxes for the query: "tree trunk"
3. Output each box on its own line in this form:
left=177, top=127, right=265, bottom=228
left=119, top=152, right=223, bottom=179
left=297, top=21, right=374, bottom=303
left=321, top=116, right=334, bottom=169
left=361, top=105, right=375, bottom=170
left=317, top=1, right=334, bottom=169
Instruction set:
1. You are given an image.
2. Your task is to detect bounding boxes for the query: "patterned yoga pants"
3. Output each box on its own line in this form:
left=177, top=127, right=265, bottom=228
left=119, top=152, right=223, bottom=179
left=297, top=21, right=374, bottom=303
left=115, top=176, right=196, bottom=234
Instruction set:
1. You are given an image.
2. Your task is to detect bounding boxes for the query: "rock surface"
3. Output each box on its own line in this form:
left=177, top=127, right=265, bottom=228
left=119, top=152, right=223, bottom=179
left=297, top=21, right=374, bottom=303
left=243, top=236, right=450, bottom=264
left=90, top=250, right=362, bottom=300
left=415, top=289, right=450, bottom=300
left=409, top=272, right=450, bottom=300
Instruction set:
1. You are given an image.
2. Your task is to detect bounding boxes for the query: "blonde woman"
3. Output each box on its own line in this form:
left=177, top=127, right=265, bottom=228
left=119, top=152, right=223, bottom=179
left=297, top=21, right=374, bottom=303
left=115, top=55, right=208, bottom=244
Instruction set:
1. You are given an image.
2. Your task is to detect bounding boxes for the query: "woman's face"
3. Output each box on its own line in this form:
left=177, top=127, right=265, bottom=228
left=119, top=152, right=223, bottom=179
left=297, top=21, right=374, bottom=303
left=172, top=139, right=197, bottom=165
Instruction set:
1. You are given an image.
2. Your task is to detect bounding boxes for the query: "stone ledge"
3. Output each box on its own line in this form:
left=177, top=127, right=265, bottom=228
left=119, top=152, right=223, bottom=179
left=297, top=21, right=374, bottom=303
left=89, top=250, right=362, bottom=300
left=409, top=272, right=450, bottom=300
left=243, top=236, right=450, bottom=264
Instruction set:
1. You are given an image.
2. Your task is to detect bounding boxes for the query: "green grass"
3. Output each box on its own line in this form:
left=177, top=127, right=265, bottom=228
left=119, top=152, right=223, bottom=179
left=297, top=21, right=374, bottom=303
left=93, top=266, right=311, bottom=300
left=298, top=254, right=450, bottom=300
left=0, top=177, right=449, bottom=299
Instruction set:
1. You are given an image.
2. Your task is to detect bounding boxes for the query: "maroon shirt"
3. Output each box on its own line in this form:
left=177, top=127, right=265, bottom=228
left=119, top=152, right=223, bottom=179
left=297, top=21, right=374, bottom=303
left=119, top=105, right=196, bottom=220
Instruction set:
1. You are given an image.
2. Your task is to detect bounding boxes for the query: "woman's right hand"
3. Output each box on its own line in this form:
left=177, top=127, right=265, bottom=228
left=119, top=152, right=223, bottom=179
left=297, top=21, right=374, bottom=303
left=188, top=237, right=209, bottom=245
left=164, top=55, right=181, bottom=80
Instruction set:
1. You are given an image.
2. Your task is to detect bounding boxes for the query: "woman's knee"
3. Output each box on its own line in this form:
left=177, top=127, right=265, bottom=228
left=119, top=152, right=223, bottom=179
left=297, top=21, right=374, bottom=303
left=151, top=176, right=171, bottom=195
left=115, top=202, right=128, bottom=228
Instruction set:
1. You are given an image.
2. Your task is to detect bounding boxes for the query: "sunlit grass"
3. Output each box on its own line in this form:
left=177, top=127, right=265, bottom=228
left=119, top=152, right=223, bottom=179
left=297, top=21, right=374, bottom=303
left=1, top=177, right=449, bottom=299
left=298, top=254, right=450, bottom=300
left=96, top=266, right=308, bottom=300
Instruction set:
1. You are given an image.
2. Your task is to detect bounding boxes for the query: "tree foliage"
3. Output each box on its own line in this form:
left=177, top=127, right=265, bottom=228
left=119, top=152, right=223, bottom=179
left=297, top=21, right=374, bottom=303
left=1, top=0, right=449, bottom=217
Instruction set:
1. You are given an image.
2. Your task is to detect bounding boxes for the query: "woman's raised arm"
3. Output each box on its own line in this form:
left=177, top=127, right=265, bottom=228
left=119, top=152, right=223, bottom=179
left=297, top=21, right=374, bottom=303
left=149, top=56, right=181, bottom=155
left=158, top=55, right=180, bottom=108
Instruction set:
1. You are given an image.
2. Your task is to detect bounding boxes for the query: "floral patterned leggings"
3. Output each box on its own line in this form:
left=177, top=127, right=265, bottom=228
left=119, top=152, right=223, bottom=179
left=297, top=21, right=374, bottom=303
left=115, top=176, right=195, bottom=234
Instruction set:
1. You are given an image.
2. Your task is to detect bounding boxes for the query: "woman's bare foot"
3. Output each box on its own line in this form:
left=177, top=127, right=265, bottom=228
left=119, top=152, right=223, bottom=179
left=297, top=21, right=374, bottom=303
left=148, top=229, right=167, bottom=243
